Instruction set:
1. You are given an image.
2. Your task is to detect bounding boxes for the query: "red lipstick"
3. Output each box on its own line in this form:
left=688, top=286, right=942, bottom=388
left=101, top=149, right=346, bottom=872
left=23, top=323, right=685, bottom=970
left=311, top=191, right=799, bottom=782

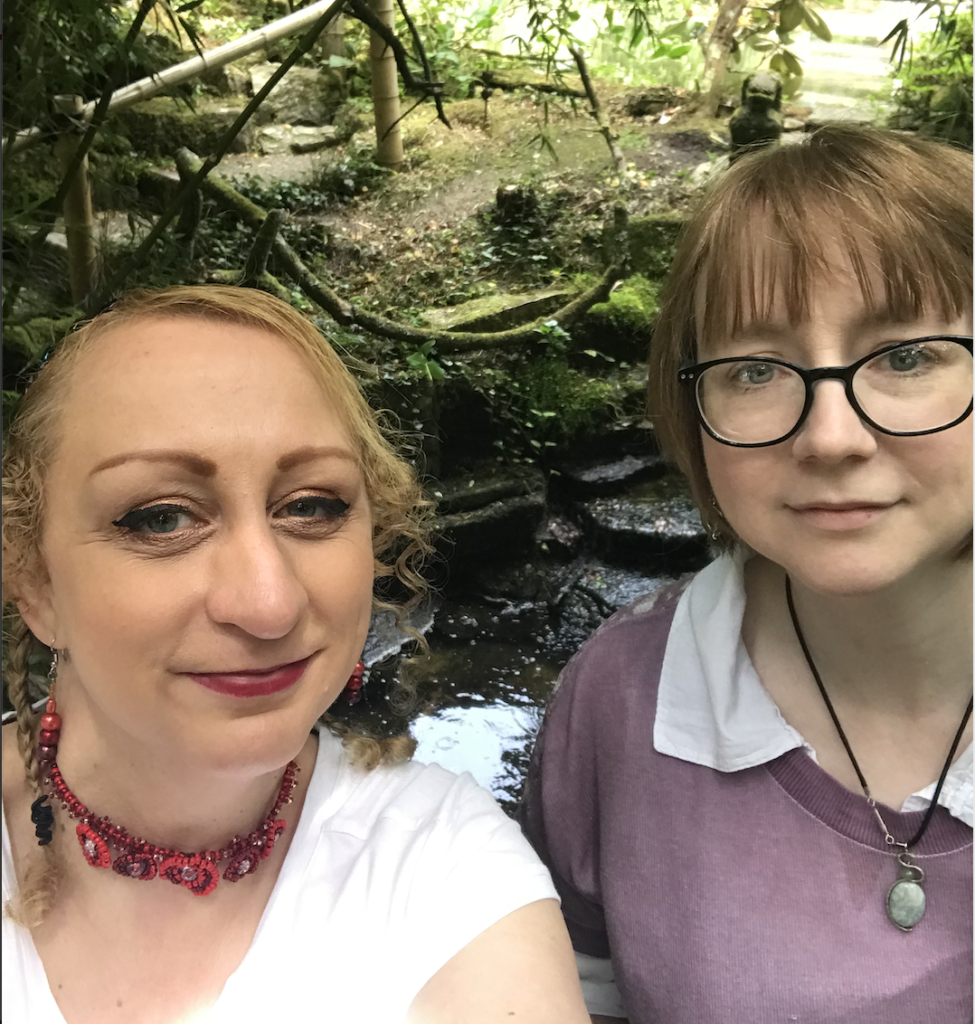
left=189, top=657, right=310, bottom=698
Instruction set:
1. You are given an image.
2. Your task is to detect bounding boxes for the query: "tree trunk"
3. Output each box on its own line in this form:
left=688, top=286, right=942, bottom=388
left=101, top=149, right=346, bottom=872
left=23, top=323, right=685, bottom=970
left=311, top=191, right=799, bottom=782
left=53, top=95, right=97, bottom=304
left=701, top=0, right=748, bottom=118
left=369, top=0, right=404, bottom=168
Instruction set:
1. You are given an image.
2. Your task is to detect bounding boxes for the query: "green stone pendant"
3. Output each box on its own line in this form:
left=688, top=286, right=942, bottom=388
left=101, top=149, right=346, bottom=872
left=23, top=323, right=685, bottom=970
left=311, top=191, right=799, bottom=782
left=886, top=859, right=925, bottom=932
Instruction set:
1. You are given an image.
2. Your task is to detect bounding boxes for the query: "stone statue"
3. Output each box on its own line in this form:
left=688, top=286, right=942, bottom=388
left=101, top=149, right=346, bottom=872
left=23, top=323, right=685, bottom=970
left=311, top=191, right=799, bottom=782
left=728, top=72, right=783, bottom=164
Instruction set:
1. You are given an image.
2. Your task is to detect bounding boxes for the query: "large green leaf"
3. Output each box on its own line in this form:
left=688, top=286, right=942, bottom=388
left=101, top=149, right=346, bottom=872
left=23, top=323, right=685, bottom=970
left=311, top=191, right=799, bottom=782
left=745, top=35, right=776, bottom=51
left=660, top=19, right=692, bottom=40
left=781, top=49, right=804, bottom=76
left=779, top=0, right=805, bottom=34
left=803, top=7, right=832, bottom=42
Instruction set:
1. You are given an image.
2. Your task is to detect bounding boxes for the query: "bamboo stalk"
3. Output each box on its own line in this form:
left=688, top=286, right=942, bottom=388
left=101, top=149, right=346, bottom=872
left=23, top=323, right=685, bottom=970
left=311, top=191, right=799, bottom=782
left=53, top=95, right=98, bottom=304
left=369, top=0, right=404, bottom=167
left=5, top=0, right=345, bottom=157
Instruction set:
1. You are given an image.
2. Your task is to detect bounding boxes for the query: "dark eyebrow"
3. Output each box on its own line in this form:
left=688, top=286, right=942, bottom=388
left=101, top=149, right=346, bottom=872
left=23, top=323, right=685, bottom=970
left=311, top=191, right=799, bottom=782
left=276, top=446, right=357, bottom=472
left=90, top=445, right=358, bottom=478
left=90, top=450, right=218, bottom=477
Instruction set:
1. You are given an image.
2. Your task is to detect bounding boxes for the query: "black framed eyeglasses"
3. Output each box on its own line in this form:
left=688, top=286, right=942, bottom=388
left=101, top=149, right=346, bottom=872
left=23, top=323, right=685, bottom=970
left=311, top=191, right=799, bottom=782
left=678, top=335, right=974, bottom=448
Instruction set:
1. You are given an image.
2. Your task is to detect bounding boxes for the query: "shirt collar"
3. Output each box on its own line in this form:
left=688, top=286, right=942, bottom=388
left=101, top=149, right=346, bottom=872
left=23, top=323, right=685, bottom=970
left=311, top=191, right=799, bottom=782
left=653, top=554, right=973, bottom=827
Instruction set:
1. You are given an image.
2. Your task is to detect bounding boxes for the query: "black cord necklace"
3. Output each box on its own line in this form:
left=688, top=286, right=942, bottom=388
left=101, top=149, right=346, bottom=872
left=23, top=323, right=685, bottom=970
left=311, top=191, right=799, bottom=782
left=785, top=576, right=973, bottom=932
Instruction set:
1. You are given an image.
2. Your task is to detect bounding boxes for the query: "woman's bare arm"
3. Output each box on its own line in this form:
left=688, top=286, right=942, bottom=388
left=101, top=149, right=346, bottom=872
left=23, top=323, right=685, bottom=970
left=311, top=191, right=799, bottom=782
left=407, top=898, right=590, bottom=1023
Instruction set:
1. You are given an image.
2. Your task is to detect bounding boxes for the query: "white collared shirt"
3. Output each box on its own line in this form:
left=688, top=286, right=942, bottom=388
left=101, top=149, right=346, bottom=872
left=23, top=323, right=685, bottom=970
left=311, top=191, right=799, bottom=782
left=654, top=553, right=973, bottom=826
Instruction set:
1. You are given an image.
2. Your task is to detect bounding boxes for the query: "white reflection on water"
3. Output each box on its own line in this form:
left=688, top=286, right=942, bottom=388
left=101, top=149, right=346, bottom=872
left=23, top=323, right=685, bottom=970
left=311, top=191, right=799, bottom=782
left=412, top=703, right=541, bottom=799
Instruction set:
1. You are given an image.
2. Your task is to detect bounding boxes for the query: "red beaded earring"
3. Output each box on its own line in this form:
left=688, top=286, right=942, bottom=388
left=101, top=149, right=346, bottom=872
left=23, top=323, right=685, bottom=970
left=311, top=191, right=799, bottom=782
left=343, top=661, right=366, bottom=705
left=37, top=649, right=61, bottom=772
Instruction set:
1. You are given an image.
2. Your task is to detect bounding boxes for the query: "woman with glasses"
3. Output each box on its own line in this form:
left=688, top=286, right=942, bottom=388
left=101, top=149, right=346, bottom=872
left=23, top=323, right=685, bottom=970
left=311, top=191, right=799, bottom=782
left=522, top=126, right=973, bottom=1023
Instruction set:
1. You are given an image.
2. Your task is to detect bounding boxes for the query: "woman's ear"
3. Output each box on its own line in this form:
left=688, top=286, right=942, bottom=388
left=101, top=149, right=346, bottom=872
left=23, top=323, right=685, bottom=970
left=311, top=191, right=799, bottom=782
left=16, top=590, right=58, bottom=650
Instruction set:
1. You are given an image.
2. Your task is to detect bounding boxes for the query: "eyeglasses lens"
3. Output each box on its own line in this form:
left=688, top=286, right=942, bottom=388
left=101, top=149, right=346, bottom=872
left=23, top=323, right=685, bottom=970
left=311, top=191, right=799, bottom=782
left=696, top=340, right=973, bottom=444
left=853, top=340, right=972, bottom=433
left=697, top=360, right=805, bottom=444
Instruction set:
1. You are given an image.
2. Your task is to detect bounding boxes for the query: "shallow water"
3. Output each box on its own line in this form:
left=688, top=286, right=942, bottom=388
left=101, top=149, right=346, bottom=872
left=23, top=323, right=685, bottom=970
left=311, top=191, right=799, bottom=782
left=337, top=557, right=685, bottom=813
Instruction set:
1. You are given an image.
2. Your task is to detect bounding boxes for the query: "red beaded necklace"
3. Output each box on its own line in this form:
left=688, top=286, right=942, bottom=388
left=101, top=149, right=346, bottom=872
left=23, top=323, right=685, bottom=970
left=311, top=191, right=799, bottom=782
left=43, top=759, right=300, bottom=897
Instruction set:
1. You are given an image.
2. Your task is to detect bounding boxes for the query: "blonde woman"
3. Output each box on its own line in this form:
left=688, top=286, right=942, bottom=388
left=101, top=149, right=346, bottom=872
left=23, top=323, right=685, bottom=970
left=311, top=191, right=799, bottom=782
left=2, top=286, right=590, bottom=1024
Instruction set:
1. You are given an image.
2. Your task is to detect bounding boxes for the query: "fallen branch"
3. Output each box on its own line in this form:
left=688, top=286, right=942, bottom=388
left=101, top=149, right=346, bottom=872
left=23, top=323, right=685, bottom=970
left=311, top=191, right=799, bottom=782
left=177, top=149, right=624, bottom=353
left=243, top=209, right=286, bottom=284
left=475, top=69, right=586, bottom=100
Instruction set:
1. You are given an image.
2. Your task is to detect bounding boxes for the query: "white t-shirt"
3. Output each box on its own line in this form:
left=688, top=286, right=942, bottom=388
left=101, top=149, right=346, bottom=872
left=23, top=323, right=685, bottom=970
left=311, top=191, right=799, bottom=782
left=2, top=727, right=558, bottom=1023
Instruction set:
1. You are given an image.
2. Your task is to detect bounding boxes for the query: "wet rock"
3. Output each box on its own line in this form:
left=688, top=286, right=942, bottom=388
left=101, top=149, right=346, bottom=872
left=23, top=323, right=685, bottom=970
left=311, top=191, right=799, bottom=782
left=578, top=476, right=709, bottom=574
left=430, top=465, right=545, bottom=515
left=537, top=514, right=584, bottom=557
left=422, top=288, right=575, bottom=333
left=437, top=493, right=546, bottom=567
left=363, top=601, right=437, bottom=666
left=556, top=451, right=667, bottom=498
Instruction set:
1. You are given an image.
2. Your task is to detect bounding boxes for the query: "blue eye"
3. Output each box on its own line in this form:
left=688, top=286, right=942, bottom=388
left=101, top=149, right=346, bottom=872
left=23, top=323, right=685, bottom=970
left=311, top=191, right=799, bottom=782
left=277, top=497, right=350, bottom=520
left=112, top=504, right=193, bottom=535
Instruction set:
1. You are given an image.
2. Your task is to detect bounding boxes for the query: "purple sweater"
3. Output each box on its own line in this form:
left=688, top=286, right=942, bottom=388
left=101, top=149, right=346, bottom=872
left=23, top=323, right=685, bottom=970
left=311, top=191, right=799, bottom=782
left=522, top=584, right=973, bottom=1023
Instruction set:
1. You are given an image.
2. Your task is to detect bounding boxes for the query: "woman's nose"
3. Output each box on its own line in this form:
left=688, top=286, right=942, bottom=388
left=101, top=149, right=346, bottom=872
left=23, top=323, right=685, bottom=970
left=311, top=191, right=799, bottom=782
left=204, top=525, right=308, bottom=640
left=790, top=379, right=879, bottom=462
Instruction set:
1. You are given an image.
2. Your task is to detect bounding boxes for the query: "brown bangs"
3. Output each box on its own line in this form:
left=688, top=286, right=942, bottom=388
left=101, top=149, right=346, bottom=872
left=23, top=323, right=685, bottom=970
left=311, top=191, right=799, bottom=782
left=647, top=126, right=973, bottom=552
left=691, top=128, right=973, bottom=350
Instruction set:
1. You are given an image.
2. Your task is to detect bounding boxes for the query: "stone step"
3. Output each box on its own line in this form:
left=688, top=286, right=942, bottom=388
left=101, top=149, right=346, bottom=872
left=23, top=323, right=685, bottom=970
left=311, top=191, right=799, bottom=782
left=576, top=475, right=710, bottom=575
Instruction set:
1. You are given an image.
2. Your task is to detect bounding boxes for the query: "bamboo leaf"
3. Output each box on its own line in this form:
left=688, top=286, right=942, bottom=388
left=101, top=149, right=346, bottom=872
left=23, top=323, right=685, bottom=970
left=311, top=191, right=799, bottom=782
left=879, top=19, right=908, bottom=46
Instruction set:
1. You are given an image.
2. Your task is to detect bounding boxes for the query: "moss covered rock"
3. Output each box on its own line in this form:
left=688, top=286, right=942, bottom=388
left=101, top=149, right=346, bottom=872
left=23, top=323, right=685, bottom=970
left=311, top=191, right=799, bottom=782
left=578, top=274, right=659, bottom=362
left=113, top=96, right=270, bottom=158
left=626, top=213, right=686, bottom=280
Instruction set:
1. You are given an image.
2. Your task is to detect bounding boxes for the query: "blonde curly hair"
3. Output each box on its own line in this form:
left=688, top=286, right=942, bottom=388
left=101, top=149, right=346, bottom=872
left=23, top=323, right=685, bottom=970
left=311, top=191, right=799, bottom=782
left=2, top=285, right=434, bottom=926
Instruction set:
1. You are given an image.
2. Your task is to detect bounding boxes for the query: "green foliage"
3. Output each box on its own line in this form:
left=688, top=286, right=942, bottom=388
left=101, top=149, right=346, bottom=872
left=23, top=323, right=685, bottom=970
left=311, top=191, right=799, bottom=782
left=626, top=213, right=684, bottom=281
left=233, top=173, right=332, bottom=215
left=516, top=355, right=618, bottom=446
left=406, top=340, right=446, bottom=380
left=2, top=0, right=195, bottom=138
left=887, top=6, right=973, bottom=148
left=587, top=274, right=658, bottom=334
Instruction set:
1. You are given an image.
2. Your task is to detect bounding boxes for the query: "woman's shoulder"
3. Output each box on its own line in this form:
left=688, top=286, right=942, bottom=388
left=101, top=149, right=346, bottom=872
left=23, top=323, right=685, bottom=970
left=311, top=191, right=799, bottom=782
left=310, top=729, right=511, bottom=840
left=550, top=573, right=694, bottom=702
